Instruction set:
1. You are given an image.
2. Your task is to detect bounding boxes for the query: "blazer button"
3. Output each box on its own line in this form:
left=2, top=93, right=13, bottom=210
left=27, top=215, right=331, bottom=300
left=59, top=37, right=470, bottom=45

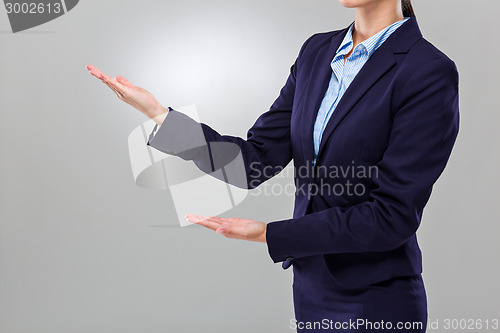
left=282, top=256, right=294, bottom=270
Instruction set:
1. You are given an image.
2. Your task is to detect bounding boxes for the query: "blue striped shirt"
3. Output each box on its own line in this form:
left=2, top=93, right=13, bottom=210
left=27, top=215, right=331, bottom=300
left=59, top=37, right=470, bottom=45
left=312, top=17, right=409, bottom=165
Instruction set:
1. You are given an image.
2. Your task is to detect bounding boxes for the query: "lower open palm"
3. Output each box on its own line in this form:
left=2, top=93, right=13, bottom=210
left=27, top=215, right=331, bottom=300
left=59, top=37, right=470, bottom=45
left=186, top=214, right=267, bottom=243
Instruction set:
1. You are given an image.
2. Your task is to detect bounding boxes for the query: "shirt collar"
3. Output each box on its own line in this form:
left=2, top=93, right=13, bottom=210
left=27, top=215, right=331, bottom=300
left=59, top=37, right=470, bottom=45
left=335, top=17, right=410, bottom=59
left=336, top=22, right=355, bottom=57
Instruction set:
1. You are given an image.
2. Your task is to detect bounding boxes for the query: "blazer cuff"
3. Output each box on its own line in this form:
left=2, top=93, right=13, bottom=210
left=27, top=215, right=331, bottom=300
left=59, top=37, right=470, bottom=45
left=266, top=218, right=296, bottom=263
left=146, top=108, right=208, bottom=159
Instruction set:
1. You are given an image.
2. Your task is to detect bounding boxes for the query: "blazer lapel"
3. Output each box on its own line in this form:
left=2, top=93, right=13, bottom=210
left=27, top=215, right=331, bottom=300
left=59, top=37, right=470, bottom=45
left=314, top=15, right=422, bottom=165
left=300, top=25, right=351, bottom=166
left=298, top=15, right=422, bottom=166
left=315, top=46, right=396, bottom=163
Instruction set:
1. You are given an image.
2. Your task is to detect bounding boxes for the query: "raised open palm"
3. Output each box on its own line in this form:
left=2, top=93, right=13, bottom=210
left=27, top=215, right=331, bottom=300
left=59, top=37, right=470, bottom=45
left=86, top=64, right=168, bottom=124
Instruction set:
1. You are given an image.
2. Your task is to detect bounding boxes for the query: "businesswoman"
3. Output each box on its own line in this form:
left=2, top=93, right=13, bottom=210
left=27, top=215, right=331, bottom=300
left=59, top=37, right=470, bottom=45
left=87, top=0, right=459, bottom=331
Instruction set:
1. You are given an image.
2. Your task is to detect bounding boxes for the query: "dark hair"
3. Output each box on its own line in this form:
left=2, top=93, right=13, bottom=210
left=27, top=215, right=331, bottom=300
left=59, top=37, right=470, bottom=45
left=401, top=0, right=414, bottom=17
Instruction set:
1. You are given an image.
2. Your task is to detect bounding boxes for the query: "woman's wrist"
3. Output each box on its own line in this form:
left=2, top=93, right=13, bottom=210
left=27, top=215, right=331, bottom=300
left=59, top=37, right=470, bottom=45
left=260, top=224, right=267, bottom=243
left=150, top=105, right=169, bottom=125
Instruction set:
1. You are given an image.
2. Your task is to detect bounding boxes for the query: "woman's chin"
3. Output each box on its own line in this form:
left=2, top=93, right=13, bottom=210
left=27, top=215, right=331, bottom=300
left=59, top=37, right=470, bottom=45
left=338, top=0, right=368, bottom=9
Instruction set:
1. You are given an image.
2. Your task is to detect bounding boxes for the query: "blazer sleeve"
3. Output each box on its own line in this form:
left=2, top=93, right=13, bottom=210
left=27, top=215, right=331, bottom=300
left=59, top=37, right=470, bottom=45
left=147, top=35, right=315, bottom=189
left=266, top=56, right=460, bottom=262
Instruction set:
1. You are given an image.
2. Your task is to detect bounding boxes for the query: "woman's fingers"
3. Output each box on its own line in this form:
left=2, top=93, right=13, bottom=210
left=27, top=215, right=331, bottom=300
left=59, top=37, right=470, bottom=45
left=86, top=64, right=166, bottom=120
left=185, top=214, right=222, bottom=231
left=104, top=80, right=126, bottom=100
left=86, top=64, right=129, bottom=97
left=186, top=214, right=267, bottom=243
left=99, top=78, right=121, bottom=95
left=100, top=72, right=128, bottom=94
left=100, top=79, right=127, bottom=102
left=186, top=214, right=241, bottom=237
left=86, top=64, right=105, bottom=79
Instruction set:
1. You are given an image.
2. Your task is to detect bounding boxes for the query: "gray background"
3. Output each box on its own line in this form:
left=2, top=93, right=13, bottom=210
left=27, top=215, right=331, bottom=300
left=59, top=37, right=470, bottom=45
left=1, top=0, right=499, bottom=332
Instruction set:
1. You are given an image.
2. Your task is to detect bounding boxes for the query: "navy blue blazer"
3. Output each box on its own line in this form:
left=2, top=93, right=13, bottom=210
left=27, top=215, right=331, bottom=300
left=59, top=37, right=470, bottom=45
left=148, top=15, right=459, bottom=289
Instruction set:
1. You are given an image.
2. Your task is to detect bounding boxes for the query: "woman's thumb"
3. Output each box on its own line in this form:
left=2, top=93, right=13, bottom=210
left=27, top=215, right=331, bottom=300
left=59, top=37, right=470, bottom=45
left=115, top=75, right=132, bottom=87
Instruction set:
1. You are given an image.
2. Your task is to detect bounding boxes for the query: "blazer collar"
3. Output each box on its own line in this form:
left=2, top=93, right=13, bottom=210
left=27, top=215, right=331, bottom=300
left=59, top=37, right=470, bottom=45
left=301, top=15, right=422, bottom=167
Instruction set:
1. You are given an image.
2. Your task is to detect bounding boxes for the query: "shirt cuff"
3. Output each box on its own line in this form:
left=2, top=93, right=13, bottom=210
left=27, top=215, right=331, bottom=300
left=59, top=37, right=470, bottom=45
left=146, top=107, right=173, bottom=146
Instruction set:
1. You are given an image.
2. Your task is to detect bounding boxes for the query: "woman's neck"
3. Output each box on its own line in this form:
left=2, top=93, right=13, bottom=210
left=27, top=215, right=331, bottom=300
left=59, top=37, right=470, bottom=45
left=353, top=2, right=404, bottom=45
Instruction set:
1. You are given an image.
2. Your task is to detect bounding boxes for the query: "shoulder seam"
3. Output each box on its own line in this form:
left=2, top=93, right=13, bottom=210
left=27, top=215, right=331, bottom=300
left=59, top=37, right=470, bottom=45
left=394, top=56, right=456, bottom=110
